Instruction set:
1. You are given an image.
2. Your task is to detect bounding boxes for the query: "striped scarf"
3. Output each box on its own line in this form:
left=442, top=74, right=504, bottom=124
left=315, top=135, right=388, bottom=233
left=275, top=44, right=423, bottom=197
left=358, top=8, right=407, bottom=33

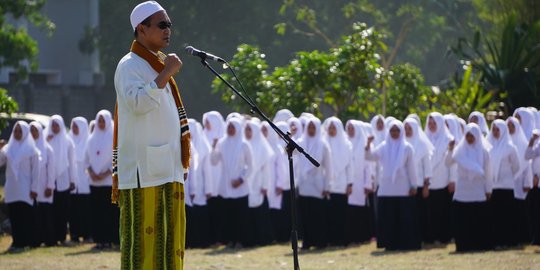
left=112, top=40, right=191, bottom=204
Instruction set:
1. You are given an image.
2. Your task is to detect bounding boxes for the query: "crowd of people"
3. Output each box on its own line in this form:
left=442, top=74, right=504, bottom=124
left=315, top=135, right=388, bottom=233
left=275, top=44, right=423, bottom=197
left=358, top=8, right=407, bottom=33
left=2, top=107, right=540, bottom=253
left=1, top=110, right=118, bottom=252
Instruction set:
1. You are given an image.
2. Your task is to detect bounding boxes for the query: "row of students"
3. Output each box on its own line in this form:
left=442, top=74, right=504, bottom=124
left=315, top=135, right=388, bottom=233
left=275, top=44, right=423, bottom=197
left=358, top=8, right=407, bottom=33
left=183, top=107, right=540, bottom=252
left=0, top=111, right=118, bottom=251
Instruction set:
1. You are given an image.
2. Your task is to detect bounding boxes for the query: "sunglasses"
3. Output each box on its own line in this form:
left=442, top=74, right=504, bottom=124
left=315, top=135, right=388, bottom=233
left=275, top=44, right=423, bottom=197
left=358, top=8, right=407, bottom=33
left=155, top=21, right=172, bottom=30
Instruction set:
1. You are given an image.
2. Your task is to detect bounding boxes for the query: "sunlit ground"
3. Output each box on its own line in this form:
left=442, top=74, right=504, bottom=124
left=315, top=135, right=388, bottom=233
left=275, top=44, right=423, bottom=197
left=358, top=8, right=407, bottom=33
left=1, top=235, right=540, bottom=270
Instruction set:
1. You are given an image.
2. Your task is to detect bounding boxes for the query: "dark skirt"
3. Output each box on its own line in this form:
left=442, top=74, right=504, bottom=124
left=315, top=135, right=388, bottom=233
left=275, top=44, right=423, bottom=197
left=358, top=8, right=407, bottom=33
left=90, top=186, right=120, bottom=245
left=270, top=190, right=292, bottom=243
left=415, top=188, right=428, bottom=244
left=345, top=204, right=372, bottom=245
left=69, top=193, right=92, bottom=241
left=528, top=187, right=540, bottom=245
left=299, top=195, right=328, bottom=249
left=367, top=192, right=377, bottom=239
left=453, top=200, right=492, bottom=252
left=35, top=202, right=56, bottom=246
left=206, top=196, right=224, bottom=244
left=514, top=198, right=532, bottom=245
left=186, top=204, right=211, bottom=248
left=247, top=198, right=274, bottom=247
left=490, top=189, right=518, bottom=247
left=53, top=189, right=71, bottom=243
left=425, top=187, right=453, bottom=244
left=327, top=193, right=347, bottom=246
left=376, top=196, right=421, bottom=250
left=7, top=202, right=35, bottom=248
left=221, top=196, right=250, bottom=246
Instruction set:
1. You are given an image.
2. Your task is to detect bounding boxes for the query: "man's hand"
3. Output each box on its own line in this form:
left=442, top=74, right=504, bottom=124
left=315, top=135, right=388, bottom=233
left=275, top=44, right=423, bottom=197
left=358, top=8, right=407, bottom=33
left=231, top=178, right=243, bottom=188
left=44, top=188, right=53, bottom=198
left=164, top=54, right=182, bottom=76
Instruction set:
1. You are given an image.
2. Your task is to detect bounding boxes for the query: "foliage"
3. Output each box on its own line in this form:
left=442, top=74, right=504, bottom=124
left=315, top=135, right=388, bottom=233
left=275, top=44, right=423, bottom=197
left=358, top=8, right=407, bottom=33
left=451, top=15, right=540, bottom=112
left=0, top=0, right=55, bottom=79
left=0, top=88, right=19, bottom=131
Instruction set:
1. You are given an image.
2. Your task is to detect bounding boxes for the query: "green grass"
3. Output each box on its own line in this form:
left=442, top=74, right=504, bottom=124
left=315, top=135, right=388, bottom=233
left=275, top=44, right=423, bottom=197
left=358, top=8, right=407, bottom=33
left=1, top=236, right=540, bottom=270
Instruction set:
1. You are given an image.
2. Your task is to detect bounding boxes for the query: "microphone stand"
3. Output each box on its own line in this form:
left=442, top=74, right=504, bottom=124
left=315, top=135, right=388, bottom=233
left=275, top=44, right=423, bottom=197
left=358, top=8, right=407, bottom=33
left=198, top=59, right=320, bottom=270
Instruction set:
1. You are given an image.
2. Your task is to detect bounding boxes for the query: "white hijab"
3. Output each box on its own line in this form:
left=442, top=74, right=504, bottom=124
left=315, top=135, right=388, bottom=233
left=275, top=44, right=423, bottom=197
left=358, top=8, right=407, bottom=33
left=507, top=117, right=530, bottom=179
left=346, top=120, right=367, bottom=167
left=453, top=123, right=486, bottom=177
left=86, top=110, right=113, bottom=173
left=487, top=119, right=516, bottom=182
left=514, top=107, right=536, bottom=139
left=287, top=117, right=303, bottom=140
left=245, top=120, right=275, bottom=173
left=47, top=115, right=73, bottom=177
left=2, top=121, right=38, bottom=181
left=69, top=117, right=89, bottom=163
left=404, top=118, right=434, bottom=164
left=273, top=109, right=294, bottom=123
left=468, top=111, right=489, bottom=136
left=217, top=118, right=249, bottom=175
left=323, top=117, right=352, bottom=176
left=30, top=121, right=48, bottom=164
left=203, top=111, right=225, bottom=143
left=188, top=119, right=211, bottom=163
left=88, top=120, right=96, bottom=134
left=370, top=114, right=386, bottom=146
left=373, top=120, right=408, bottom=183
left=298, top=117, right=325, bottom=176
left=444, top=114, right=463, bottom=142
left=425, top=112, right=454, bottom=168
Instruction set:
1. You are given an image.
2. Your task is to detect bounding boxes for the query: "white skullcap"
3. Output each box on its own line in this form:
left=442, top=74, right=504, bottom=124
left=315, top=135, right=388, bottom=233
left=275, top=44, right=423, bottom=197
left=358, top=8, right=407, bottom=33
left=130, top=1, right=165, bottom=31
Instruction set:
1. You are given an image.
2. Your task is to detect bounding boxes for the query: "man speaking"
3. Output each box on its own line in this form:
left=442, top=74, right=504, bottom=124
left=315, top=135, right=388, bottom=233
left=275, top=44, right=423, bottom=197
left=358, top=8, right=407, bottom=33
left=112, top=1, right=190, bottom=269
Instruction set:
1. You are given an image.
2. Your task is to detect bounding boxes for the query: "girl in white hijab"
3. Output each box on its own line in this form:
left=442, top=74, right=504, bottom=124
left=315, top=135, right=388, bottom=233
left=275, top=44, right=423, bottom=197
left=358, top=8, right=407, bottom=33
left=507, top=117, right=534, bottom=244
left=524, top=117, right=540, bottom=246
left=366, top=119, right=419, bottom=250
left=210, top=117, right=253, bottom=248
left=287, top=117, right=303, bottom=141
left=273, top=108, right=294, bottom=123
left=514, top=107, right=536, bottom=139
left=244, top=119, right=275, bottom=246
left=444, top=114, right=463, bottom=142
left=47, top=115, right=77, bottom=245
left=88, top=120, right=96, bottom=134
left=297, top=116, right=332, bottom=249
left=68, top=116, right=92, bottom=243
left=344, top=120, right=373, bottom=244
left=370, top=114, right=386, bottom=147
left=447, top=123, right=493, bottom=252
left=469, top=111, right=490, bottom=136
left=86, top=110, right=118, bottom=249
left=487, top=119, right=520, bottom=248
left=262, top=121, right=290, bottom=243
left=423, top=112, right=456, bottom=244
left=323, top=117, right=352, bottom=246
left=29, top=121, right=56, bottom=247
left=0, top=121, right=40, bottom=250
left=404, top=118, right=434, bottom=244
left=202, top=111, right=226, bottom=245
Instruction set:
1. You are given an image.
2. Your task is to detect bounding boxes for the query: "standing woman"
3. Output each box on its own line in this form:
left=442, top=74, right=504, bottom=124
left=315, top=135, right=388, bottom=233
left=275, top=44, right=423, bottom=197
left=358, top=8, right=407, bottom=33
left=345, top=120, right=373, bottom=245
left=202, top=111, right=225, bottom=245
left=447, top=123, right=493, bottom=252
left=86, top=110, right=119, bottom=249
left=297, top=117, right=332, bottom=250
left=507, top=117, right=534, bottom=245
left=404, top=118, right=433, bottom=245
left=245, top=120, right=275, bottom=246
left=262, top=121, right=290, bottom=243
left=210, top=117, right=253, bottom=248
left=69, top=117, right=91, bottom=243
left=424, top=112, right=455, bottom=244
left=29, top=121, right=56, bottom=247
left=468, top=111, right=490, bottom=136
left=365, top=120, right=419, bottom=251
left=47, top=115, right=77, bottom=245
left=287, top=117, right=303, bottom=141
left=323, top=117, right=352, bottom=246
left=0, top=121, right=40, bottom=251
left=487, top=120, right=520, bottom=248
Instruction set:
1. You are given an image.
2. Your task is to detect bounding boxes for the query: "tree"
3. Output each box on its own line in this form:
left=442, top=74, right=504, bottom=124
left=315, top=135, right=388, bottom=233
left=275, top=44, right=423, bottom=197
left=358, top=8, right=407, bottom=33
left=0, top=0, right=54, bottom=131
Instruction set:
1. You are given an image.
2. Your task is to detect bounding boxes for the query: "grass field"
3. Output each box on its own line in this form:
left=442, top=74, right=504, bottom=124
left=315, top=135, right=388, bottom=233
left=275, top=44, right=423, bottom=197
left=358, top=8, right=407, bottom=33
left=1, top=236, right=540, bottom=270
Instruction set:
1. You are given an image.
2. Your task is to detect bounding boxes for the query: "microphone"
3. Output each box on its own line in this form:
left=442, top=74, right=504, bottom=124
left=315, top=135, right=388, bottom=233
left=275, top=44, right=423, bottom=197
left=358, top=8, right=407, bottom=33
left=185, top=46, right=226, bottom=63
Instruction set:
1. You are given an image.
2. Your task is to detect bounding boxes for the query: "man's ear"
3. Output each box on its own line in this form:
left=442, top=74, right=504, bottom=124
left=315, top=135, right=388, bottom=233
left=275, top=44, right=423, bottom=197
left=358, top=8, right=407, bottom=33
left=137, top=24, right=145, bottom=36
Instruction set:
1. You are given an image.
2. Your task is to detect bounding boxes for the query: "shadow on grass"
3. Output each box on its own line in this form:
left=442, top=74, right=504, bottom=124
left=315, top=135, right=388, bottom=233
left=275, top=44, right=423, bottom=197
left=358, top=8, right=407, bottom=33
left=65, top=247, right=119, bottom=256
left=370, top=249, right=419, bottom=256
left=203, top=246, right=258, bottom=256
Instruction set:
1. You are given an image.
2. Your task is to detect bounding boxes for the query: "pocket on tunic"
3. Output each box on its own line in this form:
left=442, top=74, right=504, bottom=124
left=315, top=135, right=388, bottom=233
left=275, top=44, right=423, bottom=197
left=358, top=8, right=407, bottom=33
left=146, top=143, right=174, bottom=178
